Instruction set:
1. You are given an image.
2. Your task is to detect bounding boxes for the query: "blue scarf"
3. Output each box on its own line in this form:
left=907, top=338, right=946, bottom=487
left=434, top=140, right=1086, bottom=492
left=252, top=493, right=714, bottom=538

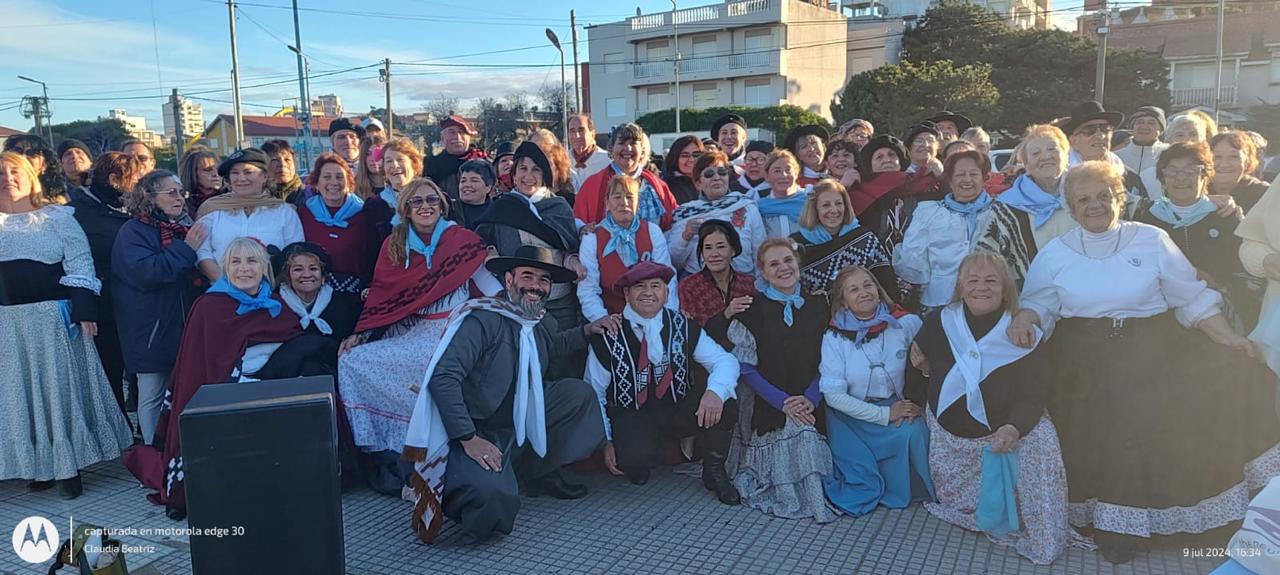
left=405, top=219, right=454, bottom=269
left=999, top=175, right=1063, bottom=229
left=798, top=220, right=860, bottom=245
left=600, top=213, right=641, bottom=267
left=763, top=284, right=805, bottom=327
left=832, top=303, right=901, bottom=348
left=380, top=185, right=402, bottom=227
left=207, top=276, right=282, bottom=317
left=757, top=189, right=809, bottom=228
left=943, top=192, right=995, bottom=241
left=1147, top=196, right=1216, bottom=229
left=305, top=193, right=364, bottom=228
left=613, top=163, right=666, bottom=224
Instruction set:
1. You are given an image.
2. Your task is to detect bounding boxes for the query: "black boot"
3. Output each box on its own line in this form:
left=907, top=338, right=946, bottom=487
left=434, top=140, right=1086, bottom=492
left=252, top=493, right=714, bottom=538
left=26, top=480, right=54, bottom=492
left=624, top=468, right=650, bottom=486
left=701, top=449, right=740, bottom=506
left=526, top=469, right=588, bottom=500
left=57, top=475, right=83, bottom=500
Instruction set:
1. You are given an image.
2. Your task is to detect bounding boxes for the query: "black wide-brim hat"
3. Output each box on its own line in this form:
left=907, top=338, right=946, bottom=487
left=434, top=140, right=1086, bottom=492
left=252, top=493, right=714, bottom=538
left=486, top=245, right=576, bottom=284
left=926, top=111, right=973, bottom=134
left=783, top=124, right=830, bottom=154
left=710, top=114, right=747, bottom=140
left=1060, top=101, right=1125, bottom=136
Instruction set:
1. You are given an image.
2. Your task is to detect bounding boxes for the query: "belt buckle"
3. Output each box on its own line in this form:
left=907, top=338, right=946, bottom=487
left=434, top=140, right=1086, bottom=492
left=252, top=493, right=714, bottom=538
left=1107, top=318, right=1126, bottom=339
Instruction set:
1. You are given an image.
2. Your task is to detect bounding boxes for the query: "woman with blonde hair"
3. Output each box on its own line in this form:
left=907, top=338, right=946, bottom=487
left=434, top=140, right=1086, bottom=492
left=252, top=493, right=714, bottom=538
left=354, top=134, right=387, bottom=200
left=791, top=180, right=897, bottom=298
left=363, top=138, right=425, bottom=243
left=0, top=151, right=132, bottom=499
left=193, top=149, right=304, bottom=281
left=997, top=124, right=1076, bottom=251
left=758, top=149, right=810, bottom=238
left=578, top=174, right=677, bottom=321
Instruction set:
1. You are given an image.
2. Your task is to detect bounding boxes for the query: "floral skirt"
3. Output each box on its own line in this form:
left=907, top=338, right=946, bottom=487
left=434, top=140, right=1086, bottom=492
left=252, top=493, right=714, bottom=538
left=0, top=301, right=132, bottom=480
left=924, top=411, right=1093, bottom=565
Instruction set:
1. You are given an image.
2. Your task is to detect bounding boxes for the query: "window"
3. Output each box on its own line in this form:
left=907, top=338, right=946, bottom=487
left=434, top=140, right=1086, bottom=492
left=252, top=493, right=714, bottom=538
left=743, top=79, right=772, bottom=107
left=692, top=35, right=716, bottom=56
left=744, top=28, right=772, bottom=51
left=604, top=52, right=624, bottom=75
left=606, top=97, right=625, bottom=118
left=646, top=39, right=671, bottom=60
left=646, top=87, right=670, bottom=111
left=693, top=83, right=718, bottom=109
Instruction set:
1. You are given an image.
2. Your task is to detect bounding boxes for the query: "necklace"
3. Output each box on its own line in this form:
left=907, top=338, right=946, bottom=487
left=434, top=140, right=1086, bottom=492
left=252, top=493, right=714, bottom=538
left=1079, top=226, right=1123, bottom=259
left=859, top=334, right=893, bottom=398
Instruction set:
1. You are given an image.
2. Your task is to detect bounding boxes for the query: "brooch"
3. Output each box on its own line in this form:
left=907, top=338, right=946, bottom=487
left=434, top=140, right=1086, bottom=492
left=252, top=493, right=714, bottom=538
left=1209, top=229, right=1220, bottom=238
left=1128, top=258, right=1142, bottom=267
left=968, top=350, right=979, bottom=359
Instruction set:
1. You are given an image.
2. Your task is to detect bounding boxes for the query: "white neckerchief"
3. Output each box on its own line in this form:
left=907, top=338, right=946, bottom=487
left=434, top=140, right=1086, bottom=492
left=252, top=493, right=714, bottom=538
left=738, top=174, right=770, bottom=197
left=937, top=304, right=1040, bottom=430
left=624, top=305, right=665, bottom=365
left=280, top=284, right=333, bottom=335
left=518, top=187, right=554, bottom=220
left=802, top=165, right=826, bottom=180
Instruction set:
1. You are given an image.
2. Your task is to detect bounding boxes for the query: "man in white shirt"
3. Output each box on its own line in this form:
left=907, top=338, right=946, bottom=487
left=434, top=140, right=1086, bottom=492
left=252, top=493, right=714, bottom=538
left=568, top=113, right=611, bottom=193
left=1113, top=106, right=1168, bottom=174
left=585, top=261, right=741, bottom=504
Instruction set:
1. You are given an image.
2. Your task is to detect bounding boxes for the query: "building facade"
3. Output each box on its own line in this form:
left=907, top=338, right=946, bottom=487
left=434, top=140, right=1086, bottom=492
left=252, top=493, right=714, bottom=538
left=161, top=98, right=205, bottom=145
left=200, top=114, right=337, bottom=159
left=103, top=109, right=163, bottom=149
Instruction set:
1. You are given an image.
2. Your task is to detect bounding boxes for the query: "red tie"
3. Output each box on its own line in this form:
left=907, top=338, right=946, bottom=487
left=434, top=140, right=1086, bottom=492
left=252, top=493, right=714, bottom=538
left=634, top=336, right=673, bottom=408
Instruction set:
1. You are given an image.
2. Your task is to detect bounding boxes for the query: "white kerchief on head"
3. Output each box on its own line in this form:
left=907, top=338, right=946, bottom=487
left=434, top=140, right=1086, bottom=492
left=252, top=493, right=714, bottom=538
left=624, top=305, right=666, bottom=365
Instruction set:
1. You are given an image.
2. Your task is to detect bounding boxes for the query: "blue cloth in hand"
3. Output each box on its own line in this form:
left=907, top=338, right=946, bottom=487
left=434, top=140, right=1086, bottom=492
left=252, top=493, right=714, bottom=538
left=976, top=447, right=1020, bottom=538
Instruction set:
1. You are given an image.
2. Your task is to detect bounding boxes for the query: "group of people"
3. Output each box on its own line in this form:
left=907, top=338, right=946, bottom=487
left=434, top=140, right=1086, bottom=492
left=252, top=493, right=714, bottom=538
left=3, top=99, right=1280, bottom=566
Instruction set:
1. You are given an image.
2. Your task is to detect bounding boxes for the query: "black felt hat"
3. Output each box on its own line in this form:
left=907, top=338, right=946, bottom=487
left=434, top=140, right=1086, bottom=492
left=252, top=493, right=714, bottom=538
left=217, top=147, right=269, bottom=178
left=926, top=111, right=973, bottom=134
left=782, top=124, right=830, bottom=154
left=486, top=245, right=576, bottom=284
left=710, top=114, right=747, bottom=140
left=1060, top=101, right=1125, bottom=136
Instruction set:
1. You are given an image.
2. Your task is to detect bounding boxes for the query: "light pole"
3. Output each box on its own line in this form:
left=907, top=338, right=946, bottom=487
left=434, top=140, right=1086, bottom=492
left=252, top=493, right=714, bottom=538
left=17, top=75, right=51, bottom=142
left=546, top=28, right=569, bottom=147
left=671, top=0, right=680, bottom=133
left=288, top=45, right=314, bottom=171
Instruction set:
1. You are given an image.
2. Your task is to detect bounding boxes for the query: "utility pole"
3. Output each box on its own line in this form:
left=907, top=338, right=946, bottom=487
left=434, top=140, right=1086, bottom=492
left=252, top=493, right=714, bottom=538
left=227, top=0, right=245, bottom=149
left=17, top=76, right=51, bottom=142
left=382, top=59, right=393, bottom=136
left=24, top=97, right=45, bottom=140
left=570, top=10, right=581, bottom=112
left=171, top=89, right=186, bottom=160
left=1212, top=0, right=1225, bottom=122
left=291, top=0, right=313, bottom=170
left=671, top=0, right=680, bottom=133
left=1094, top=10, right=1109, bottom=106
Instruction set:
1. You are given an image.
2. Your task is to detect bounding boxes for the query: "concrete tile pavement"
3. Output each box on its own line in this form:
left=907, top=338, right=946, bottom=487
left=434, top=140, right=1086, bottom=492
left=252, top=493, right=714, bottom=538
left=0, top=459, right=1227, bottom=575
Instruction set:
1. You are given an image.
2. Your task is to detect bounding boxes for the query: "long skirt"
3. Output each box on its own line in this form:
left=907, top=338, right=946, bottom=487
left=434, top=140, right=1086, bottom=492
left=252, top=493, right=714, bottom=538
left=0, top=301, right=132, bottom=480
left=726, top=386, right=842, bottom=523
left=1048, top=313, right=1280, bottom=538
left=824, top=401, right=934, bottom=516
left=338, top=315, right=448, bottom=453
left=924, top=411, right=1092, bottom=565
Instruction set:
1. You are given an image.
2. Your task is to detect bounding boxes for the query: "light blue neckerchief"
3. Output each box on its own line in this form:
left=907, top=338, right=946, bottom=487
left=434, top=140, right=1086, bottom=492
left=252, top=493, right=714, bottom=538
left=998, top=175, right=1063, bottom=229
left=762, top=284, right=805, bottom=327
left=612, top=163, right=666, bottom=224
left=207, top=276, right=282, bottom=317
left=943, top=192, right=995, bottom=242
left=977, top=447, right=1021, bottom=538
left=305, top=193, right=364, bottom=228
left=57, top=301, right=78, bottom=339
left=798, top=220, right=860, bottom=245
left=1147, top=196, right=1216, bottom=229
left=405, top=219, right=454, bottom=269
left=757, top=189, right=810, bottom=226
left=380, top=185, right=401, bottom=227
left=832, top=303, right=901, bottom=349
left=600, top=213, right=641, bottom=267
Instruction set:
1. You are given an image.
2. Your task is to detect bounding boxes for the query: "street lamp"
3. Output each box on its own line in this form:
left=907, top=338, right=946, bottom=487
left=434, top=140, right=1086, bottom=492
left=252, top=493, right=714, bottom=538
left=287, top=44, right=315, bottom=170
left=17, top=75, right=52, bottom=142
left=546, top=28, right=569, bottom=147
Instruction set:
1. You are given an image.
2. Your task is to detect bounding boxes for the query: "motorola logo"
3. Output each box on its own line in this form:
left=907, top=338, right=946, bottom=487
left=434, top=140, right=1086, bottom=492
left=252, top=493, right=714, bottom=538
left=11, top=516, right=59, bottom=564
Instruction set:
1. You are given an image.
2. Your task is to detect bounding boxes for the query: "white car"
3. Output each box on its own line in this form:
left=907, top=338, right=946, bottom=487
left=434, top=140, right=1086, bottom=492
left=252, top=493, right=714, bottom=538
left=989, top=149, right=1015, bottom=172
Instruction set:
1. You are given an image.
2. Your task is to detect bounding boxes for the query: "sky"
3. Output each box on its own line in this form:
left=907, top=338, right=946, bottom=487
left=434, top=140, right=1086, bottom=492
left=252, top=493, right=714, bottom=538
left=0, top=0, right=1088, bottom=134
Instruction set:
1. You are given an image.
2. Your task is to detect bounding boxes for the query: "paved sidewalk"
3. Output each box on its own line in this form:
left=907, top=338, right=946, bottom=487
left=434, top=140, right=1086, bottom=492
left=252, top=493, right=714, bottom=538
left=0, top=458, right=1226, bottom=575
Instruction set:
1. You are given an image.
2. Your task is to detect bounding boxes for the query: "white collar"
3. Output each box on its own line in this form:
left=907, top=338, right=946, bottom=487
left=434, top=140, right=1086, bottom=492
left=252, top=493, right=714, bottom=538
left=937, top=304, right=1038, bottom=430
left=623, top=305, right=665, bottom=365
left=280, top=284, right=333, bottom=335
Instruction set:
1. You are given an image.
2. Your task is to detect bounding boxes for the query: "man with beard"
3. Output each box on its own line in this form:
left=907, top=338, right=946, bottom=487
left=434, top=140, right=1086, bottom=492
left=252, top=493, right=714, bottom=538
left=425, top=115, right=488, bottom=201
left=328, top=117, right=365, bottom=167
left=403, top=245, right=620, bottom=544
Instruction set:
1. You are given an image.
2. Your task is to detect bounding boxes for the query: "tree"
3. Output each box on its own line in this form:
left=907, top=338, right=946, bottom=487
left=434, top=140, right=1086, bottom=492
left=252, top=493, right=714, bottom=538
left=48, top=119, right=130, bottom=155
left=535, top=80, right=579, bottom=139
left=831, top=60, right=1000, bottom=138
left=633, top=104, right=832, bottom=141
left=1247, top=103, right=1280, bottom=150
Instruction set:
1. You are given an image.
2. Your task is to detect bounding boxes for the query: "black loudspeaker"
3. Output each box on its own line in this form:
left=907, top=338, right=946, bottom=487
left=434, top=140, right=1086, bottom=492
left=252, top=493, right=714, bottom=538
left=180, top=376, right=345, bottom=575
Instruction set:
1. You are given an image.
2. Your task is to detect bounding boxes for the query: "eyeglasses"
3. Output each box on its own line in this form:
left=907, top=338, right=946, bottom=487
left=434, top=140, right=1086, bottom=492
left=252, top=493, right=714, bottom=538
left=14, top=148, right=41, bottom=158
left=408, top=195, right=442, bottom=209
left=678, top=151, right=702, bottom=160
left=1161, top=165, right=1206, bottom=179
left=1074, top=124, right=1113, bottom=137
left=701, top=167, right=731, bottom=179
left=149, top=188, right=189, bottom=199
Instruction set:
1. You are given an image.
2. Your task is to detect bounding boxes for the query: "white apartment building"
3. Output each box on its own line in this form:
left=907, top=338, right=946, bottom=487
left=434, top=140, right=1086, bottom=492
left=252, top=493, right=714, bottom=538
left=103, top=109, right=163, bottom=149
left=843, top=0, right=1052, bottom=30
left=586, top=0, right=850, bottom=126
left=162, top=98, right=205, bottom=144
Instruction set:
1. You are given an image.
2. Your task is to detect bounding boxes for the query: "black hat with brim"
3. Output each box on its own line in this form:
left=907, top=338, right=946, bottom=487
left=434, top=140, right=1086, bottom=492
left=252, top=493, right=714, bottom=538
left=493, top=141, right=516, bottom=159
left=1060, top=101, right=1125, bottom=136
left=926, top=111, right=973, bottom=134
left=903, top=122, right=942, bottom=149
left=217, top=147, right=270, bottom=178
left=782, top=124, right=830, bottom=154
left=486, top=245, right=576, bottom=284
left=710, top=114, right=747, bottom=140
left=858, top=135, right=908, bottom=174
left=328, top=117, right=367, bottom=140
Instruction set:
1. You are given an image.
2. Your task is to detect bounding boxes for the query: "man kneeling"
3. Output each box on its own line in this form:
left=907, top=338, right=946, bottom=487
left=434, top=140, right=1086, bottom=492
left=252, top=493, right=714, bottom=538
left=586, top=261, right=742, bottom=505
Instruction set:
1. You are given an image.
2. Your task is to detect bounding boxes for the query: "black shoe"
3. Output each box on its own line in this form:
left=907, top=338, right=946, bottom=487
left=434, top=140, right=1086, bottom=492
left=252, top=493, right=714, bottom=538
left=57, top=475, right=83, bottom=500
left=701, top=451, right=740, bottom=506
left=625, top=469, right=650, bottom=486
left=165, top=505, right=187, bottom=521
left=26, top=480, right=54, bottom=492
left=1096, top=531, right=1143, bottom=564
left=526, top=471, right=588, bottom=500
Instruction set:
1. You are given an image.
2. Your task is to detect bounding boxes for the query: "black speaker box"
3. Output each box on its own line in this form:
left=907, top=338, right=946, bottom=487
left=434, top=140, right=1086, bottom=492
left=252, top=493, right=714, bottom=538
left=180, top=376, right=345, bottom=575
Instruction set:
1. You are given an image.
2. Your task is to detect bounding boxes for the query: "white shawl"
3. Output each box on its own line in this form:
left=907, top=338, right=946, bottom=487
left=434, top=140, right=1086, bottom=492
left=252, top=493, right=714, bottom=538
left=279, top=284, right=333, bottom=335
left=937, top=304, right=1040, bottom=430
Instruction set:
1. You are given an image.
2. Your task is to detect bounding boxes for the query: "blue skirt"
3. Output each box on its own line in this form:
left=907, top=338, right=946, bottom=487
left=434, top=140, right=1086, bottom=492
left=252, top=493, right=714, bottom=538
left=823, top=399, right=935, bottom=516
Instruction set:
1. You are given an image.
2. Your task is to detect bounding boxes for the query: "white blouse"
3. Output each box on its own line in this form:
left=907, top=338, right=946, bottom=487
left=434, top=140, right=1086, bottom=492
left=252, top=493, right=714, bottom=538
left=196, top=204, right=305, bottom=265
left=577, top=220, right=678, bottom=322
left=819, top=314, right=923, bottom=426
left=666, top=199, right=766, bottom=277
left=1021, top=221, right=1222, bottom=331
left=893, top=201, right=996, bottom=307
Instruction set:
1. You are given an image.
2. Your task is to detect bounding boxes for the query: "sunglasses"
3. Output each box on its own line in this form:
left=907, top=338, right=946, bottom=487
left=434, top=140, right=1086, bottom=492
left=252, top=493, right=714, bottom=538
left=13, top=148, right=41, bottom=158
left=149, top=188, right=189, bottom=199
left=1074, top=124, right=1113, bottom=137
left=701, top=167, right=731, bottom=179
left=408, top=195, right=442, bottom=209
left=1161, top=165, right=1205, bottom=179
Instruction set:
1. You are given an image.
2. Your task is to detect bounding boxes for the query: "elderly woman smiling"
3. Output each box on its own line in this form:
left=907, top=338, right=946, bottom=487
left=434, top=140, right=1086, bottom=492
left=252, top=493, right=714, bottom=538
left=668, top=151, right=766, bottom=277
left=578, top=175, right=677, bottom=321
left=758, top=150, right=810, bottom=239
left=576, top=123, right=678, bottom=230
left=1007, top=161, right=1280, bottom=564
left=997, top=124, right=1077, bottom=251
left=298, top=152, right=376, bottom=293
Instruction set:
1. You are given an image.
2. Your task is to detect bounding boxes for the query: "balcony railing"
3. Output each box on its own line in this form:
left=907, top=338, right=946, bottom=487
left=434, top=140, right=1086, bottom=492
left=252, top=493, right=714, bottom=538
left=728, top=52, right=772, bottom=69
left=1171, top=86, right=1237, bottom=108
left=632, top=52, right=779, bottom=81
left=629, top=0, right=772, bottom=31
left=633, top=62, right=667, bottom=79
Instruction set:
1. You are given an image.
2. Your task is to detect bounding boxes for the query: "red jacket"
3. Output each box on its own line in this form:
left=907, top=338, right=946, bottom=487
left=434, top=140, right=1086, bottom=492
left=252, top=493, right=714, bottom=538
left=574, top=165, right=678, bottom=231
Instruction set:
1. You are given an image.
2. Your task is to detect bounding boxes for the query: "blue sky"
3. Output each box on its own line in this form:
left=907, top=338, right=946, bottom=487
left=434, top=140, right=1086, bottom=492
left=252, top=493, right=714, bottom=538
left=0, top=0, right=1087, bottom=133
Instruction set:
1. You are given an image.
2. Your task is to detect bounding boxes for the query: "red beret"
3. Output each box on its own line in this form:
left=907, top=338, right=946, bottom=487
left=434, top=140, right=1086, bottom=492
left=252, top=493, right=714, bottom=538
left=615, top=261, right=675, bottom=292
left=441, top=114, right=476, bottom=135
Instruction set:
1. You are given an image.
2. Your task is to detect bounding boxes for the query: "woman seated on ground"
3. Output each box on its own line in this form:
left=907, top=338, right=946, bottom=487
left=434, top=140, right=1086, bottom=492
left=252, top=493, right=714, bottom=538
left=912, top=252, right=1086, bottom=565
left=818, top=265, right=932, bottom=517
left=895, top=150, right=1034, bottom=315
left=337, top=178, right=498, bottom=495
left=267, top=242, right=362, bottom=377
left=661, top=134, right=703, bottom=205
left=678, top=220, right=757, bottom=326
left=758, top=150, right=810, bottom=239
left=363, top=138, right=423, bottom=244
left=578, top=175, right=677, bottom=321
left=194, top=149, right=304, bottom=281
left=126, top=237, right=303, bottom=518
left=791, top=180, right=898, bottom=299
left=667, top=151, right=765, bottom=277
left=706, top=238, right=840, bottom=523
left=784, top=125, right=829, bottom=188
left=1007, top=161, right=1280, bottom=564
left=111, top=170, right=208, bottom=445
left=451, top=159, right=496, bottom=229
left=1209, top=131, right=1270, bottom=214
left=298, top=152, right=377, bottom=294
